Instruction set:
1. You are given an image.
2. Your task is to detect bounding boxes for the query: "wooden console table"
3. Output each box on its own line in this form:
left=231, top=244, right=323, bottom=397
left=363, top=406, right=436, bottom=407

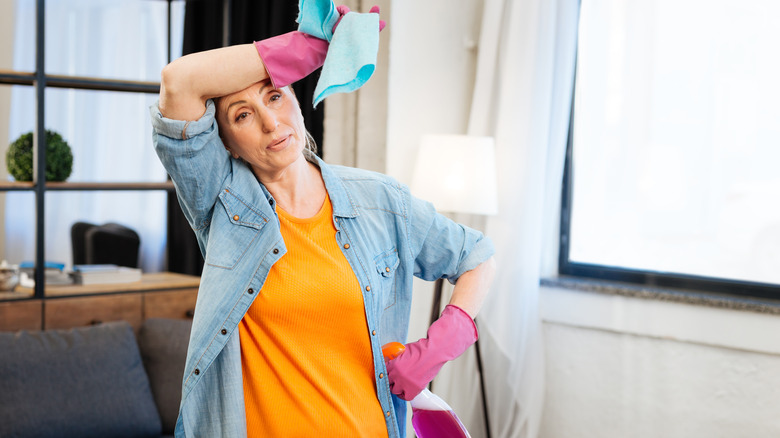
left=0, top=272, right=200, bottom=332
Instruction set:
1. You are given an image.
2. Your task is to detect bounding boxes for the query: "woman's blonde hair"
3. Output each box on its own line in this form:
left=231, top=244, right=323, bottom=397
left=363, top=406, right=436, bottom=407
left=303, top=130, right=318, bottom=160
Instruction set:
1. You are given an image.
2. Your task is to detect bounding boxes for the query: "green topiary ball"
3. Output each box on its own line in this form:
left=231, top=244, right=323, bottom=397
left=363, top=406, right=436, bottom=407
left=6, top=130, right=74, bottom=182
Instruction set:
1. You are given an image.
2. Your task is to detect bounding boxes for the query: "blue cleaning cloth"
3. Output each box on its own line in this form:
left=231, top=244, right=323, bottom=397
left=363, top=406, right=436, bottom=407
left=297, top=0, right=380, bottom=108
left=296, top=0, right=339, bottom=41
left=312, top=13, right=379, bottom=107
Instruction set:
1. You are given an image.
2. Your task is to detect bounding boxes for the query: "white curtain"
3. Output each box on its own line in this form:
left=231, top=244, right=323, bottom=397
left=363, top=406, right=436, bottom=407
left=5, top=0, right=184, bottom=272
left=434, top=0, right=580, bottom=437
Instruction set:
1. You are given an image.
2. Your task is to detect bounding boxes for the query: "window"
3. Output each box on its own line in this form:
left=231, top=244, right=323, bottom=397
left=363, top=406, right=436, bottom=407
left=560, top=0, right=780, bottom=299
left=2, top=0, right=185, bottom=279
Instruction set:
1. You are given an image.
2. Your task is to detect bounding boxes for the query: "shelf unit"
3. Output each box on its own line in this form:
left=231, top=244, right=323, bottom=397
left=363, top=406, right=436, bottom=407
left=1, top=0, right=179, bottom=300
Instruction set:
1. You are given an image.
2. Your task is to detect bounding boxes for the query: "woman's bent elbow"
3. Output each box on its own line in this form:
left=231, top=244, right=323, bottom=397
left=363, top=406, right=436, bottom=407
left=160, top=62, right=184, bottom=100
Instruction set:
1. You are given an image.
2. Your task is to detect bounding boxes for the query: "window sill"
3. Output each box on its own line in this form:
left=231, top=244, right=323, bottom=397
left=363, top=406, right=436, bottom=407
left=539, top=276, right=780, bottom=355
left=541, top=276, right=780, bottom=315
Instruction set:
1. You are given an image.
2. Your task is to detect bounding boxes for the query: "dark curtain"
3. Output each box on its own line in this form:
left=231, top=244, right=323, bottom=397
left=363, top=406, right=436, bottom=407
left=167, top=0, right=325, bottom=275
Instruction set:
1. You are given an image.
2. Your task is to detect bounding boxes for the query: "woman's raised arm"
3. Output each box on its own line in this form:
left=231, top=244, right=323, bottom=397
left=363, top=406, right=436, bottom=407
left=158, top=44, right=268, bottom=122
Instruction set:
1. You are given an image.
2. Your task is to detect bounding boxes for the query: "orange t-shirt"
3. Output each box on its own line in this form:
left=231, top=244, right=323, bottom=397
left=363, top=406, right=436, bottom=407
left=239, top=194, right=388, bottom=437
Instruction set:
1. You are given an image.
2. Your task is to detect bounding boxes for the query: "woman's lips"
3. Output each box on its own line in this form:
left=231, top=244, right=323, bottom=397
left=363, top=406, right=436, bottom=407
left=267, top=135, right=290, bottom=151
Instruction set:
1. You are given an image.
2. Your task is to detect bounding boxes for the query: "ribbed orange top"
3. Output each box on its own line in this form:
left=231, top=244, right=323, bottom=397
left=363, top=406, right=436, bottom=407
left=239, top=195, right=388, bottom=437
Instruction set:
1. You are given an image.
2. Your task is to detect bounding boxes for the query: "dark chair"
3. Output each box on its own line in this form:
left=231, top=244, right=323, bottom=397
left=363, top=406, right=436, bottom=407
left=71, top=222, right=140, bottom=268
left=71, top=221, right=96, bottom=266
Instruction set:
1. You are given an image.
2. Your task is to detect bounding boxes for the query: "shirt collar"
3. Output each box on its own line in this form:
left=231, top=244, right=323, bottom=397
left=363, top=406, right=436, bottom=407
left=313, top=156, right=359, bottom=218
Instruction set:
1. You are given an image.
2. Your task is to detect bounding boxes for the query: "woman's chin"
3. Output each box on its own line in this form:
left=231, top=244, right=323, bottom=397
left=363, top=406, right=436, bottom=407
left=251, top=145, right=307, bottom=180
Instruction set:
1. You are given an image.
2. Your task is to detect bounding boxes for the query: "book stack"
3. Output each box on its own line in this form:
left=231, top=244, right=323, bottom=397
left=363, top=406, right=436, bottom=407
left=19, top=261, right=73, bottom=285
left=72, top=264, right=142, bottom=285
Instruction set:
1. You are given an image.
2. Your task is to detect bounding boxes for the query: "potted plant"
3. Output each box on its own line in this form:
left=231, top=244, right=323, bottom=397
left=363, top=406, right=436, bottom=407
left=6, top=130, right=74, bottom=182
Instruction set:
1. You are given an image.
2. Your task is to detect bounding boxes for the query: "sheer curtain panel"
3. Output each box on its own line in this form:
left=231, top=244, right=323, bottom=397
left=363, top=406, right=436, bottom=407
left=433, top=0, right=580, bottom=436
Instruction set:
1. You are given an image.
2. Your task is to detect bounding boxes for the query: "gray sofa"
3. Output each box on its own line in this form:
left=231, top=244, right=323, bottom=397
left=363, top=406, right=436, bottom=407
left=0, top=318, right=192, bottom=438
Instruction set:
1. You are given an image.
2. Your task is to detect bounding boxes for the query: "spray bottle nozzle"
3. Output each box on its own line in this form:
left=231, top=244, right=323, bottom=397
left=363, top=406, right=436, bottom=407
left=382, top=341, right=405, bottom=362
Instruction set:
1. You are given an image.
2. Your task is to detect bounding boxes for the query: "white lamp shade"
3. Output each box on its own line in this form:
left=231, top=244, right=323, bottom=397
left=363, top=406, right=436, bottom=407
left=410, top=135, right=498, bottom=215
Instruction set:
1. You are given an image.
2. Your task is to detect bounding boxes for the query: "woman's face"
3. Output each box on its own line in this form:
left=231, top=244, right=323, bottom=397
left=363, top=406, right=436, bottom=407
left=216, top=80, right=307, bottom=181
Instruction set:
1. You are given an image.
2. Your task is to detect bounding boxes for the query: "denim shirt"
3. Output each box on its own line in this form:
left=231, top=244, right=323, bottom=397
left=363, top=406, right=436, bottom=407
left=150, top=100, right=494, bottom=438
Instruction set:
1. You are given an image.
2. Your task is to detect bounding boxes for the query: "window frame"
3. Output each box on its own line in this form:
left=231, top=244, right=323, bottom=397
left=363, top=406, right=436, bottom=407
left=557, top=17, right=780, bottom=302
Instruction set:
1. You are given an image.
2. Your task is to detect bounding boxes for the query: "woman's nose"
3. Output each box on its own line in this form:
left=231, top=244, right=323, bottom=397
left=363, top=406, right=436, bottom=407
left=258, top=109, right=278, bottom=133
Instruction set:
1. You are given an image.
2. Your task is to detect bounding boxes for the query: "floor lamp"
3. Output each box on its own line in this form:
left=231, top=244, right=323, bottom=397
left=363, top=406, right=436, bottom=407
left=410, top=134, right=498, bottom=438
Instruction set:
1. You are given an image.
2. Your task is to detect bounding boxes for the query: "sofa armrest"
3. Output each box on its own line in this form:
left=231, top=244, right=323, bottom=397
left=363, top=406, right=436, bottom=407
left=137, top=318, right=192, bottom=435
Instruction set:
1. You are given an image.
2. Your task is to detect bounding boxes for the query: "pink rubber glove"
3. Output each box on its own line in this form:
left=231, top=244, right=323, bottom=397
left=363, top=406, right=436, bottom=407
left=255, top=5, right=385, bottom=89
left=333, top=5, right=387, bottom=32
left=370, top=5, right=388, bottom=31
left=385, top=305, right=478, bottom=401
left=254, top=32, right=328, bottom=89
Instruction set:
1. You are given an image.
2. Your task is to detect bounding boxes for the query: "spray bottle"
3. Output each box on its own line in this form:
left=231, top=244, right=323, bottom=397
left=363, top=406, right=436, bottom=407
left=382, top=342, right=471, bottom=438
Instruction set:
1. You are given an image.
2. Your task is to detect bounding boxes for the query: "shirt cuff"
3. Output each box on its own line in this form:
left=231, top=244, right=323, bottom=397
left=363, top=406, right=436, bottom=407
left=149, top=99, right=217, bottom=140
left=452, top=235, right=496, bottom=284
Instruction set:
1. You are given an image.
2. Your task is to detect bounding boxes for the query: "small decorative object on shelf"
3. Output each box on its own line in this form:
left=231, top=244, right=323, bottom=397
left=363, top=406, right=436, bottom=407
left=18, top=260, right=73, bottom=286
left=72, top=264, right=142, bottom=285
left=0, top=260, right=19, bottom=291
left=6, top=130, right=74, bottom=182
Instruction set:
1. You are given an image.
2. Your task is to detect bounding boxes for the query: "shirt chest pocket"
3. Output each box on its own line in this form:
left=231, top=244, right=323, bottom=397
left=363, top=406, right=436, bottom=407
left=206, top=190, right=269, bottom=270
left=374, top=248, right=400, bottom=309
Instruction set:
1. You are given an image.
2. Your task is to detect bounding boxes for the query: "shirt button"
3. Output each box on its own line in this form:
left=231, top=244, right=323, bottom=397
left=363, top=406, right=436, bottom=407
left=343, top=243, right=350, bottom=249
left=233, top=215, right=239, bottom=221
left=372, top=330, right=376, bottom=336
left=273, top=248, right=279, bottom=254
left=194, top=369, right=200, bottom=375
left=379, top=373, right=384, bottom=379
left=221, top=329, right=227, bottom=335
left=385, top=267, right=390, bottom=272
left=386, top=411, right=391, bottom=417
left=247, top=288, right=254, bottom=294
left=366, top=285, right=371, bottom=292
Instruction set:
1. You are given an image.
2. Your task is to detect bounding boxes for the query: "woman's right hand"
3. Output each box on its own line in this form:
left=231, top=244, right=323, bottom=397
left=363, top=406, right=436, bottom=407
left=385, top=305, right=478, bottom=400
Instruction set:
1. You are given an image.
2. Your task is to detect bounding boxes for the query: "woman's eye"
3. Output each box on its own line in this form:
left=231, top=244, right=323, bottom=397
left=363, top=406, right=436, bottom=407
left=234, top=112, right=248, bottom=122
left=270, top=93, right=281, bottom=102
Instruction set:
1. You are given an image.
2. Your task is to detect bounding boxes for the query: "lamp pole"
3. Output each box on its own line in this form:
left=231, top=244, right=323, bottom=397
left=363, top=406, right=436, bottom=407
left=412, top=134, right=498, bottom=438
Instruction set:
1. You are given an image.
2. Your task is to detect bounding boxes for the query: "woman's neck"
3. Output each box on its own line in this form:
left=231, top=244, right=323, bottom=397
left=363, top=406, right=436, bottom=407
left=258, top=157, right=326, bottom=219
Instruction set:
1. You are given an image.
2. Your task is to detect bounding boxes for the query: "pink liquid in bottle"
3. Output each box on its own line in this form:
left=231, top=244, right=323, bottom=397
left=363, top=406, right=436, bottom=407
left=382, top=343, right=472, bottom=438
left=412, top=407, right=470, bottom=438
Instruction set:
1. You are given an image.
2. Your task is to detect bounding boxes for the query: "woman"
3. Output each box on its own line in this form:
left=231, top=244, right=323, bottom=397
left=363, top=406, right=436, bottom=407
left=150, top=15, right=495, bottom=438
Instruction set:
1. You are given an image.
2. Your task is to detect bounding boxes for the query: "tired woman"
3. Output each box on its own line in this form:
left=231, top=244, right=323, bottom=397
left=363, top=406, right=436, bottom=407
left=150, top=6, right=495, bottom=437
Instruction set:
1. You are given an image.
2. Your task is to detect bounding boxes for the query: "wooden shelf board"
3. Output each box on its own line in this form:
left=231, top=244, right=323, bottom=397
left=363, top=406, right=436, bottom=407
left=0, top=181, right=35, bottom=190
left=0, top=181, right=174, bottom=191
left=46, top=181, right=175, bottom=191
left=11, top=272, right=200, bottom=298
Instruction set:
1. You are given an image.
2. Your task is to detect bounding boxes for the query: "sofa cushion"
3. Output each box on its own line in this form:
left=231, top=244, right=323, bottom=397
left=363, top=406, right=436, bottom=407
left=0, top=321, right=162, bottom=438
left=137, top=318, right=192, bottom=435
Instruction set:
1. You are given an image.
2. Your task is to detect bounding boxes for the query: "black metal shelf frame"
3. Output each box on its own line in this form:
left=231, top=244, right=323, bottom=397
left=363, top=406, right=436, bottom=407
left=12, top=0, right=177, bottom=300
left=0, top=71, right=160, bottom=94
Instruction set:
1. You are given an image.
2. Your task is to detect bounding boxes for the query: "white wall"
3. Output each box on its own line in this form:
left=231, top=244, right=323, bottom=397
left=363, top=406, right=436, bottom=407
left=384, top=0, right=483, bottom=186
left=539, top=286, right=780, bottom=438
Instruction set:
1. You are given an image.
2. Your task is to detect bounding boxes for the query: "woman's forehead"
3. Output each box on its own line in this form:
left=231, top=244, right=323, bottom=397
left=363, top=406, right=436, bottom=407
left=218, top=80, right=273, bottom=111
